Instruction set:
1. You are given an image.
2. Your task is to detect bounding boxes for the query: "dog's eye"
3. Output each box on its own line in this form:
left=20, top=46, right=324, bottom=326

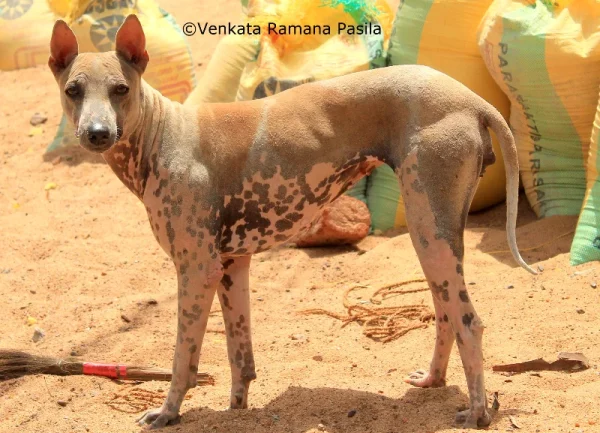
left=115, top=84, right=129, bottom=95
left=65, top=86, right=79, bottom=97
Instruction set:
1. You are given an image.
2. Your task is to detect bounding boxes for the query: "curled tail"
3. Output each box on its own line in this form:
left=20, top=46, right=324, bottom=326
left=482, top=106, right=538, bottom=275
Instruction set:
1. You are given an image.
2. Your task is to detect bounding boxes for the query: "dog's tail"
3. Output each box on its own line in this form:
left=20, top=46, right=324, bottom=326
left=482, top=106, right=538, bottom=275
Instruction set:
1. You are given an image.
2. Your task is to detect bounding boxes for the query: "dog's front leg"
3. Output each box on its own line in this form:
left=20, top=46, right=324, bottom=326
left=138, top=259, right=222, bottom=430
left=218, top=256, right=256, bottom=409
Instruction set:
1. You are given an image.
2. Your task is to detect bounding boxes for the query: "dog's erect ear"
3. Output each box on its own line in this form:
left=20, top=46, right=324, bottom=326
left=115, top=14, right=149, bottom=73
left=48, top=20, right=79, bottom=76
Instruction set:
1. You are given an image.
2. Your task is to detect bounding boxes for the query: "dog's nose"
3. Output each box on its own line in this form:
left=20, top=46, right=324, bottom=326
left=87, top=124, right=111, bottom=147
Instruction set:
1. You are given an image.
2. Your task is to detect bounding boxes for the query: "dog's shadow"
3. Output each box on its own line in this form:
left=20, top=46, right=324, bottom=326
left=42, top=143, right=105, bottom=166
left=175, top=385, right=525, bottom=433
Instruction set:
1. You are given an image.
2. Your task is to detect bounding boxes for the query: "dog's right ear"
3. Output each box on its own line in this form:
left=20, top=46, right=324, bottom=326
left=49, top=20, right=79, bottom=77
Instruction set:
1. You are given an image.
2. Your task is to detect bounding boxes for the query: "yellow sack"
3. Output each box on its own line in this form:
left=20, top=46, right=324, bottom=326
left=571, top=88, right=600, bottom=265
left=184, top=34, right=260, bottom=105
left=236, top=0, right=393, bottom=102
left=47, top=0, right=196, bottom=152
left=478, top=0, right=600, bottom=218
left=370, top=0, right=511, bottom=233
left=0, top=0, right=57, bottom=71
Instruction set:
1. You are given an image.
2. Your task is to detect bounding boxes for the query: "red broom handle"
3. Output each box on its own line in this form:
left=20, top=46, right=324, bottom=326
left=82, top=363, right=127, bottom=379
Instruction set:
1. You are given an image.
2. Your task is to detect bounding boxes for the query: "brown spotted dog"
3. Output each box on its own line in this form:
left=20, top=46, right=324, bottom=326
left=48, top=15, right=536, bottom=431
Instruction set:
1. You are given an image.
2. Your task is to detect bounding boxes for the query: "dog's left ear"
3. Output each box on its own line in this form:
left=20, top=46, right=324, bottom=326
left=115, top=14, right=149, bottom=73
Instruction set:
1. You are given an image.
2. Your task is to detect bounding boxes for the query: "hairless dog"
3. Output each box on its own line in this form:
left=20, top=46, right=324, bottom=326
left=48, top=14, right=536, bottom=430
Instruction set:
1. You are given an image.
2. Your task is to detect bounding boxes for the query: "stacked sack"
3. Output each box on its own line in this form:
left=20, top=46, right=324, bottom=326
left=0, top=0, right=57, bottom=70
left=370, top=0, right=511, bottom=233
left=571, top=88, right=600, bottom=265
left=478, top=0, right=600, bottom=265
left=13, top=0, right=198, bottom=152
left=186, top=0, right=395, bottom=206
left=478, top=0, right=600, bottom=218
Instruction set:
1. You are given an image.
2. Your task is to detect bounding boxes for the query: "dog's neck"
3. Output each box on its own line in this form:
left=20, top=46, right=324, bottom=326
left=102, top=80, right=167, bottom=201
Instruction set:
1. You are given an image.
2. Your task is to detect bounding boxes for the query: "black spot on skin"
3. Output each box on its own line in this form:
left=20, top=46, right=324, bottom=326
left=432, top=281, right=450, bottom=302
left=459, top=290, right=469, bottom=302
left=222, top=293, right=232, bottom=310
left=285, top=212, right=303, bottom=222
left=275, top=219, right=293, bottom=232
left=244, top=191, right=252, bottom=199
left=154, top=179, right=168, bottom=197
left=295, top=197, right=307, bottom=212
left=189, top=344, right=197, bottom=354
left=419, top=234, right=429, bottom=249
left=274, top=234, right=288, bottom=242
left=274, top=205, right=289, bottom=216
left=456, top=332, right=464, bottom=345
left=166, top=221, right=175, bottom=245
left=275, top=185, right=287, bottom=200
left=221, top=274, right=233, bottom=291
left=223, top=259, right=234, bottom=269
left=182, top=308, right=202, bottom=321
left=443, top=314, right=448, bottom=322
left=462, top=313, right=474, bottom=327
left=151, top=153, right=160, bottom=178
left=456, top=264, right=464, bottom=275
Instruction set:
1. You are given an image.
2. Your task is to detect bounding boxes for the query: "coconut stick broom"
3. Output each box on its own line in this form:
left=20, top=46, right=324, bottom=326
left=0, top=349, right=214, bottom=384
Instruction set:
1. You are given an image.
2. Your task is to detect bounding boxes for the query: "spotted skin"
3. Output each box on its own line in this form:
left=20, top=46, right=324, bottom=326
left=49, top=15, right=536, bottom=431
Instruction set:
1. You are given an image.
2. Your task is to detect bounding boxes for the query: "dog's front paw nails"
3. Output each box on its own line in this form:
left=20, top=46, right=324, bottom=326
left=404, top=369, right=446, bottom=388
left=455, top=408, right=491, bottom=429
left=137, top=408, right=181, bottom=430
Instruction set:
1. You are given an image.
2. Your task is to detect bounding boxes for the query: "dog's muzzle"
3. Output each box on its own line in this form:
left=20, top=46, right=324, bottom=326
left=83, top=123, right=116, bottom=152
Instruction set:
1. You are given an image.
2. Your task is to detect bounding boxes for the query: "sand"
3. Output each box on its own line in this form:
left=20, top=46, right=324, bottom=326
left=1, top=1, right=599, bottom=433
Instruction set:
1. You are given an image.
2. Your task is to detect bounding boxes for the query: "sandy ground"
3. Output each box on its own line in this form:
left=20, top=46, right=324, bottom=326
left=1, top=2, right=600, bottom=433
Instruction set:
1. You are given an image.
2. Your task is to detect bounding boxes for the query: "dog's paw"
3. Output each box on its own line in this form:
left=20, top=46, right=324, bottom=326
left=137, top=408, right=181, bottom=430
left=455, top=408, right=492, bottom=429
left=404, top=369, right=446, bottom=388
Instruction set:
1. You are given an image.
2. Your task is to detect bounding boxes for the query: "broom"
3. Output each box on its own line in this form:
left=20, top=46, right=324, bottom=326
left=0, top=349, right=215, bottom=385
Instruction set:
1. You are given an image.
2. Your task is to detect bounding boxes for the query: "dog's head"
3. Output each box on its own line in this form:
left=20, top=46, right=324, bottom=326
left=49, top=14, right=149, bottom=153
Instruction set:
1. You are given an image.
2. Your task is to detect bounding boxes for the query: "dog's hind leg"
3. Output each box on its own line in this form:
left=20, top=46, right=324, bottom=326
left=138, top=259, right=222, bottom=430
left=397, top=139, right=491, bottom=429
left=218, top=255, right=256, bottom=409
left=406, top=295, right=455, bottom=387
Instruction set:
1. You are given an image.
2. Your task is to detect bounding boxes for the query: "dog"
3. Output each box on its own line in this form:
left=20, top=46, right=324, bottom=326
left=48, top=14, right=536, bottom=430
